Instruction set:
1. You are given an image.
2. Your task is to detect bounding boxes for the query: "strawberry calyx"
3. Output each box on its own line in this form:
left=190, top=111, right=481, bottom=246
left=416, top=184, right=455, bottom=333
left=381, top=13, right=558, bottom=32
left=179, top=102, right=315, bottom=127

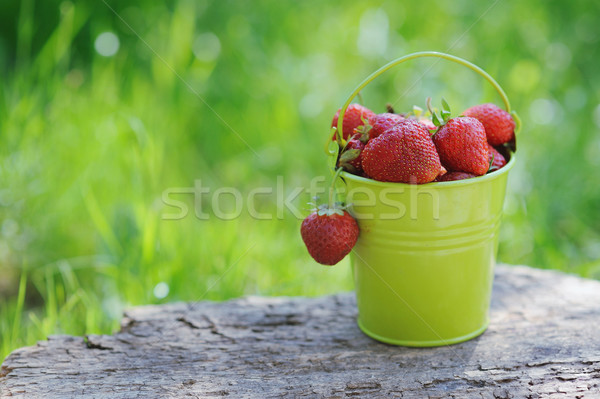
left=427, top=97, right=452, bottom=130
left=339, top=148, right=361, bottom=162
left=338, top=131, right=365, bottom=173
left=337, top=119, right=370, bottom=173
left=313, top=202, right=348, bottom=217
left=353, top=115, right=372, bottom=143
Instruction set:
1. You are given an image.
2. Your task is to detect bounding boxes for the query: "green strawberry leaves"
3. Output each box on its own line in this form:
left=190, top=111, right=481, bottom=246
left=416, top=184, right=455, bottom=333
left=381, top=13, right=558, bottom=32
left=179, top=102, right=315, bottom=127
left=431, top=111, right=443, bottom=127
left=427, top=97, right=452, bottom=128
left=317, top=204, right=345, bottom=217
left=488, top=152, right=496, bottom=172
left=339, top=162, right=359, bottom=174
left=441, top=98, right=451, bottom=120
left=354, top=121, right=372, bottom=143
left=338, top=147, right=361, bottom=174
left=339, top=148, right=361, bottom=163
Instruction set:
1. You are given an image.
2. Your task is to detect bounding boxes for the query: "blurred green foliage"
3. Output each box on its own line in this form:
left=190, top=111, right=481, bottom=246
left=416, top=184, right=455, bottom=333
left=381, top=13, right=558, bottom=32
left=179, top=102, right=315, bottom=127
left=1, top=0, right=599, bottom=361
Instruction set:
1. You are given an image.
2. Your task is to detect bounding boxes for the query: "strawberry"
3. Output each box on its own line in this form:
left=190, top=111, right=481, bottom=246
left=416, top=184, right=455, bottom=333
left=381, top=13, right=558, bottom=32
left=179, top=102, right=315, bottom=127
left=368, top=113, right=405, bottom=139
left=487, top=143, right=507, bottom=171
left=301, top=207, right=359, bottom=265
left=439, top=165, right=447, bottom=177
left=436, top=171, right=477, bottom=182
left=362, top=119, right=443, bottom=184
left=417, top=117, right=436, bottom=131
left=462, top=103, right=515, bottom=146
left=331, top=104, right=375, bottom=141
left=337, top=136, right=365, bottom=174
left=433, top=117, right=489, bottom=176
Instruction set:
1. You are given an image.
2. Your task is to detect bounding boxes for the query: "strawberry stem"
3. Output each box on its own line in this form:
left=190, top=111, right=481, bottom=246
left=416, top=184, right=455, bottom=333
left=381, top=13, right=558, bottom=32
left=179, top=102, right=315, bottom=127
left=328, top=167, right=344, bottom=208
left=426, top=97, right=434, bottom=116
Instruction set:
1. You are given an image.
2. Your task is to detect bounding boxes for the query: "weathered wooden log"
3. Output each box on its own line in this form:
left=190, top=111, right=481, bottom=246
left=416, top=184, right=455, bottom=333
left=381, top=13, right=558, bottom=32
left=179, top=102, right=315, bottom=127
left=1, top=265, right=599, bottom=398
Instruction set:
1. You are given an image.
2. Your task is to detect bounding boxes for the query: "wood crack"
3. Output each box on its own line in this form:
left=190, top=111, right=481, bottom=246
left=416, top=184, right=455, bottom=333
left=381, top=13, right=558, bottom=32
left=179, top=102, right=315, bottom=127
left=177, top=316, right=201, bottom=330
left=84, top=336, right=113, bottom=350
left=202, top=315, right=236, bottom=343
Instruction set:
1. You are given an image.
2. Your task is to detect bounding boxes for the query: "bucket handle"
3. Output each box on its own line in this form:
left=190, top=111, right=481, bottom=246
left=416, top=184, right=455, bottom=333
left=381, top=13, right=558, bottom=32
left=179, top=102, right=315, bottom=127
left=325, top=51, right=521, bottom=159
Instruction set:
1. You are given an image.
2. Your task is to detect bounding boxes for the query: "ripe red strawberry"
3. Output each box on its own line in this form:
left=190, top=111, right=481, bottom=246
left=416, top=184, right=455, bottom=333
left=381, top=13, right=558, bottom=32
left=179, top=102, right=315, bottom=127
left=337, top=136, right=365, bottom=174
left=331, top=104, right=375, bottom=141
left=433, top=117, right=489, bottom=176
left=487, top=144, right=507, bottom=171
left=368, top=113, right=405, bottom=139
left=436, top=171, right=477, bottom=182
left=418, top=117, right=436, bottom=131
left=463, top=103, right=515, bottom=146
left=362, top=119, right=443, bottom=184
left=300, top=208, right=359, bottom=265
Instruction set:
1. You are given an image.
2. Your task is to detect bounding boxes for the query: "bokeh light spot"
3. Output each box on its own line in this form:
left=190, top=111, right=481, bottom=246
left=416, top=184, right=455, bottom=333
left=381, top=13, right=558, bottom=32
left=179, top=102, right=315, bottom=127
left=193, top=32, right=221, bottom=62
left=153, top=282, right=170, bottom=299
left=509, top=60, right=540, bottom=93
left=94, top=32, right=120, bottom=57
left=529, top=98, right=563, bottom=125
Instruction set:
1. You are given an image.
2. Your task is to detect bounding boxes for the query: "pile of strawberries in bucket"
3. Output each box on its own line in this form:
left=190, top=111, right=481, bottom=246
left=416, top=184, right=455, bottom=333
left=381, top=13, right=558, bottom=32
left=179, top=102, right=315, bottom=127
left=334, top=100, right=515, bottom=183
left=300, top=100, right=516, bottom=266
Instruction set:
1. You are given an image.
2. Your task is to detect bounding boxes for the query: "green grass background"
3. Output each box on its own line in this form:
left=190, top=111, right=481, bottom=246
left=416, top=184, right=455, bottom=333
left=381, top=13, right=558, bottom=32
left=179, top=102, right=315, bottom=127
left=1, top=0, right=599, bottom=361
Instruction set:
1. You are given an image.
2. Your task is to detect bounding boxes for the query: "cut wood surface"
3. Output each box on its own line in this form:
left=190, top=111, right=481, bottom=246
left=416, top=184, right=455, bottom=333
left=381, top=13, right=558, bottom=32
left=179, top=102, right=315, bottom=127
left=1, top=265, right=599, bottom=398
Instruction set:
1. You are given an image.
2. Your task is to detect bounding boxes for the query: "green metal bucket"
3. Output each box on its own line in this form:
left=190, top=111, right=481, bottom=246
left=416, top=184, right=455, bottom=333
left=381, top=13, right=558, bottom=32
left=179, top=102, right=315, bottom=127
left=342, top=158, right=514, bottom=346
left=328, top=52, right=520, bottom=346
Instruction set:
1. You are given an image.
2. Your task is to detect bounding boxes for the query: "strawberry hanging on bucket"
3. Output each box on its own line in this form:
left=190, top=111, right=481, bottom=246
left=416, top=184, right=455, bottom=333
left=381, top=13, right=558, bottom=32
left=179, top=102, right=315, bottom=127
left=300, top=168, right=359, bottom=266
